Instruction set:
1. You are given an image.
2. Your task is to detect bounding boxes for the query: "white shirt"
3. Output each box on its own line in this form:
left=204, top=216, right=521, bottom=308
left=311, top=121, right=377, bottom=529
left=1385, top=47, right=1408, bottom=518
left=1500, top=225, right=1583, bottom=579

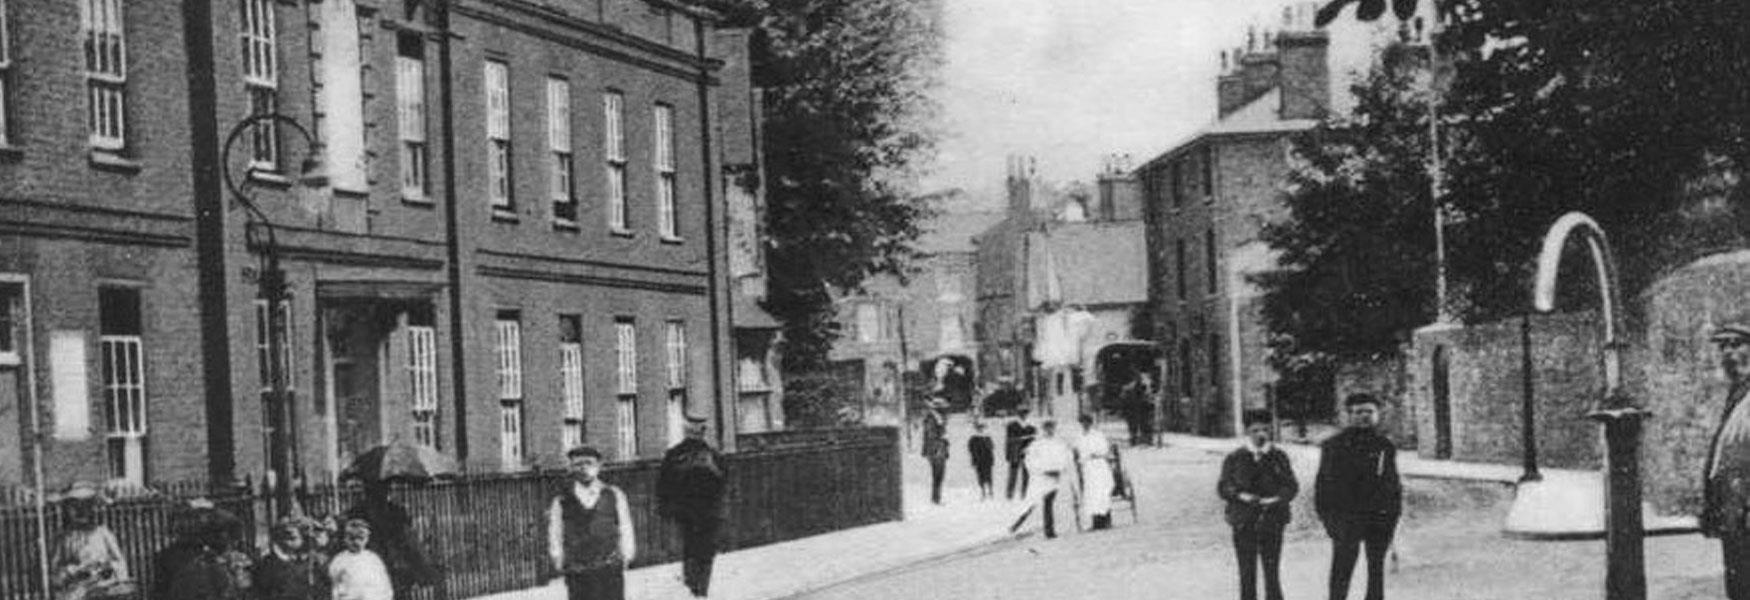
left=1075, top=429, right=1113, bottom=464
left=328, top=548, right=393, bottom=600
left=546, top=479, right=638, bottom=568
left=1025, top=436, right=1073, bottom=474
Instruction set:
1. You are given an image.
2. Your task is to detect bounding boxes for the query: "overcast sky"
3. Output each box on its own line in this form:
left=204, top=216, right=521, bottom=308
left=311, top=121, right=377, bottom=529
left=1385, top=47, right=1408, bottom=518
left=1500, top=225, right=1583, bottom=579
left=921, top=0, right=1385, bottom=203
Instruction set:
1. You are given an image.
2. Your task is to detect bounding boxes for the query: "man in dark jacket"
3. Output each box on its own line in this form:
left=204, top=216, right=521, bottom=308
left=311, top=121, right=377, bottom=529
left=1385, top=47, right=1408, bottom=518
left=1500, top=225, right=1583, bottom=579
left=1705, top=323, right=1750, bottom=599
left=1004, top=409, right=1037, bottom=500
left=1315, top=393, right=1402, bottom=600
left=252, top=517, right=328, bottom=600
left=968, top=420, right=996, bottom=500
left=1219, top=410, right=1298, bottom=600
left=658, top=415, right=728, bottom=597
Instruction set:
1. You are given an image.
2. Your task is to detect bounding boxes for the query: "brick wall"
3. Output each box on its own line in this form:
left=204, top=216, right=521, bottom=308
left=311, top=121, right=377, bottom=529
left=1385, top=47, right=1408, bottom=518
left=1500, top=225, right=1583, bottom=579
left=1408, top=312, right=1603, bottom=470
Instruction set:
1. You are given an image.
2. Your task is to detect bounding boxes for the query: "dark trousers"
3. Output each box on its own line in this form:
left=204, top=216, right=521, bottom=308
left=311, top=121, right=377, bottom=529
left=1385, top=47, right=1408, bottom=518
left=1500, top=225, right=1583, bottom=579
left=679, top=516, right=722, bottom=597
left=1005, top=461, right=1030, bottom=499
left=1041, top=489, right=1059, bottom=537
left=929, top=458, right=947, bottom=504
left=974, top=461, right=994, bottom=496
left=565, top=567, right=625, bottom=600
left=1233, top=523, right=1286, bottom=600
left=1327, top=518, right=1396, bottom=600
left=1724, top=532, right=1750, bottom=600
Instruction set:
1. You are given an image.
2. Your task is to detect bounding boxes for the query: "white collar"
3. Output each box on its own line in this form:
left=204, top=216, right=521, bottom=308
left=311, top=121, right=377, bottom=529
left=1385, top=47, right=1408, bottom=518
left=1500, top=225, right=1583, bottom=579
left=1245, top=440, right=1274, bottom=456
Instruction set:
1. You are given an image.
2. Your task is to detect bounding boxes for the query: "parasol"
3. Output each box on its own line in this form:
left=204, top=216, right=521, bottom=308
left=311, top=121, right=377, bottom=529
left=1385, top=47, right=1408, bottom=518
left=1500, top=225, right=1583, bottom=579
left=173, top=498, right=243, bottom=538
left=342, top=440, right=460, bottom=484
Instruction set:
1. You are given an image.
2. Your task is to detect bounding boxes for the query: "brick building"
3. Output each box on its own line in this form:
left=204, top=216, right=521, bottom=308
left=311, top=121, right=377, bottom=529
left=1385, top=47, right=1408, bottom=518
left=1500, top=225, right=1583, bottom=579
left=1133, top=10, right=1330, bottom=437
left=0, top=0, right=765, bottom=491
left=972, top=157, right=1047, bottom=395
left=828, top=202, right=999, bottom=421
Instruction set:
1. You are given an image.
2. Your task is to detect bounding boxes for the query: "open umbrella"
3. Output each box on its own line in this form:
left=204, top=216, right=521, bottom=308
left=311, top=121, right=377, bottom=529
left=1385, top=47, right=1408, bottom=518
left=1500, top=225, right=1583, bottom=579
left=342, top=440, right=460, bottom=484
left=173, top=498, right=243, bottom=538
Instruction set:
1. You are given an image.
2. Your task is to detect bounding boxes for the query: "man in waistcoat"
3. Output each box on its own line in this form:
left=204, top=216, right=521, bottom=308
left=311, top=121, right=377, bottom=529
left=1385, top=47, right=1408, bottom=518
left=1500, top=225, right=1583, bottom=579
left=548, top=446, right=637, bottom=600
left=1706, top=323, right=1750, bottom=599
left=659, top=415, right=728, bottom=598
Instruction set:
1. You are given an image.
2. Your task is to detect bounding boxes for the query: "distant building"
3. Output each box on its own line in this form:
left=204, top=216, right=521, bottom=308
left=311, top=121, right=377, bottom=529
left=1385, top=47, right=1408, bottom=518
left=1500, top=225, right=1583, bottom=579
left=1133, top=7, right=1331, bottom=436
left=972, top=157, right=1049, bottom=400
left=828, top=198, right=1000, bottom=421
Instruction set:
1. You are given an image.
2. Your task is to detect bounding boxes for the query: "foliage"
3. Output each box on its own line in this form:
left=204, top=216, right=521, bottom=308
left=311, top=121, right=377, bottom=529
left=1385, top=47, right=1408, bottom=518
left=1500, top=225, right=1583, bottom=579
left=1257, top=57, right=1440, bottom=367
left=781, top=371, right=867, bottom=428
left=701, top=0, right=945, bottom=370
left=1274, top=0, right=1750, bottom=367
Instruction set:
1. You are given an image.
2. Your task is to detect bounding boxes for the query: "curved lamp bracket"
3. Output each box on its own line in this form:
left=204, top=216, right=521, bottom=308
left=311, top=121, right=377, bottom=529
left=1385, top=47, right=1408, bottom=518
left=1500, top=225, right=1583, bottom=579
left=1531, top=211, right=1625, bottom=396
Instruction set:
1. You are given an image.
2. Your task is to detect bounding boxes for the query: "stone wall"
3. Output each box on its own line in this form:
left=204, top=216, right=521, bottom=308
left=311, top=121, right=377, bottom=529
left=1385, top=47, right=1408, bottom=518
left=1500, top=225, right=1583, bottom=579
left=1636, top=250, right=1750, bottom=516
left=1408, top=312, right=1604, bottom=470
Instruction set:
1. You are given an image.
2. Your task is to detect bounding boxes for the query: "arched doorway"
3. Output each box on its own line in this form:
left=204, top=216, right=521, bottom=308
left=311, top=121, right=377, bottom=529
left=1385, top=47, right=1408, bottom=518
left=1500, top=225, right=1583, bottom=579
left=1431, top=345, right=1453, bottom=459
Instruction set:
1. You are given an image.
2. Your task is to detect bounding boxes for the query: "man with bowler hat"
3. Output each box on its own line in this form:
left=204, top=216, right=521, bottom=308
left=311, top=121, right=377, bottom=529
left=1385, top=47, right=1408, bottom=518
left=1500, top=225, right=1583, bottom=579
left=659, top=414, right=728, bottom=597
left=923, top=396, right=952, bottom=504
left=1705, top=322, right=1750, bottom=599
left=548, top=446, right=637, bottom=600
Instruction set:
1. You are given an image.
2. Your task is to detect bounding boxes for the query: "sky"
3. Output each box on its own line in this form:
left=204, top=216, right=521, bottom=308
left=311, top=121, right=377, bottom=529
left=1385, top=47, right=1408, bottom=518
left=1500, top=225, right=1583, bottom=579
left=920, top=0, right=1387, bottom=204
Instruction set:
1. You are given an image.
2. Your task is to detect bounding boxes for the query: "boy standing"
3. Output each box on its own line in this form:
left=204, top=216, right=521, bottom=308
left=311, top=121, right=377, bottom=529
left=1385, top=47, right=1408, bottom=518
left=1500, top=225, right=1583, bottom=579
left=968, top=421, right=996, bottom=500
left=548, top=446, right=637, bottom=600
left=1219, top=410, right=1298, bottom=600
left=1315, top=394, right=1402, bottom=600
left=328, top=519, right=392, bottom=600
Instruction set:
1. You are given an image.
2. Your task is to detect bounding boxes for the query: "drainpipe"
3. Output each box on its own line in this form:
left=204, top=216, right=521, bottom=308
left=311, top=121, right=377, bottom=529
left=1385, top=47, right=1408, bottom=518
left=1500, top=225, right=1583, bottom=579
left=695, top=17, right=730, bottom=449
left=435, top=0, right=470, bottom=462
left=183, top=0, right=237, bottom=486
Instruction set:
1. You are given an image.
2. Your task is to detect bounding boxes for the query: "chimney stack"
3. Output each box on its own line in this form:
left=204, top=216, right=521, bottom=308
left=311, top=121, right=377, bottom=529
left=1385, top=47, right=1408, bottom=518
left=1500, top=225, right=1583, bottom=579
left=1275, top=1, right=1329, bottom=120
left=1006, top=155, right=1036, bottom=218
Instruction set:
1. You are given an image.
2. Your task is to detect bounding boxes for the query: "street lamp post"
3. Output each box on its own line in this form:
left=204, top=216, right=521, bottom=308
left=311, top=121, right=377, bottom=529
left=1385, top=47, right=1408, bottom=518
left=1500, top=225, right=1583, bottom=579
left=1532, top=211, right=1646, bottom=600
left=219, top=112, right=327, bottom=518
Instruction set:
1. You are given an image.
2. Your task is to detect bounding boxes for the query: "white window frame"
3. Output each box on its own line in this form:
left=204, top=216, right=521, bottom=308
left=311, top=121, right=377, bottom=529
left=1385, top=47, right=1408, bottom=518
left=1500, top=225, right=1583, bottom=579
left=81, top=0, right=127, bottom=150
left=408, top=324, right=438, bottom=448
left=664, top=321, right=687, bottom=446
left=241, top=0, right=277, bottom=170
left=252, top=299, right=293, bottom=394
left=495, top=314, right=524, bottom=468
left=614, top=318, right=637, bottom=457
left=548, top=77, right=576, bottom=226
left=604, top=92, right=628, bottom=232
left=559, top=315, right=585, bottom=450
left=0, top=0, right=14, bottom=147
left=485, top=60, right=513, bottom=215
left=0, top=276, right=22, bottom=368
left=99, top=287, right=145, bottom=486
left=397, top=53, right=428, bottom=200
left=654, top=104, right=678, bottom=240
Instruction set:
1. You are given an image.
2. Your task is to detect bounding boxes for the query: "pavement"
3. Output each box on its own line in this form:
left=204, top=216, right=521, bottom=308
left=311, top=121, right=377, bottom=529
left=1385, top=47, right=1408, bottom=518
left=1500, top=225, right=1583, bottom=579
left=474, top=419, right=1696, bottom=600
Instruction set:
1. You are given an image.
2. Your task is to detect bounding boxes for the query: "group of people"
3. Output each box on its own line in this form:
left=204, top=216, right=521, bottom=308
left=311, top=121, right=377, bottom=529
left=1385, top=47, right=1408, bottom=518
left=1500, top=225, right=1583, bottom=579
left=47, top=480, right=436, bottom=600
left=1217, top=394, right=1400, bottom=600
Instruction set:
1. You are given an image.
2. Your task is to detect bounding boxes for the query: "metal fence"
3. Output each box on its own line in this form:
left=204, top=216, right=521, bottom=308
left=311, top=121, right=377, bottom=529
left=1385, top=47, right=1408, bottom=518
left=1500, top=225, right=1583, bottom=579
left=0, top=427, right=901, bottom=600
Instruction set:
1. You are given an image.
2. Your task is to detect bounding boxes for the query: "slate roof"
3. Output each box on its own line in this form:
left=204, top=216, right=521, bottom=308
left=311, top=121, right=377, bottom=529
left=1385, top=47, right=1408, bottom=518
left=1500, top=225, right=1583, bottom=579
left=1026, top=220, right=1149, bottom=308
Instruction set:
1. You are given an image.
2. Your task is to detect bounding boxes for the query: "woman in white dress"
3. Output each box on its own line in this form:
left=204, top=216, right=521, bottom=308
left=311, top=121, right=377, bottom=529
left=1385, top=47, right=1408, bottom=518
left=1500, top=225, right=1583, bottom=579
left=1076, top=413, right=1116, bottom=530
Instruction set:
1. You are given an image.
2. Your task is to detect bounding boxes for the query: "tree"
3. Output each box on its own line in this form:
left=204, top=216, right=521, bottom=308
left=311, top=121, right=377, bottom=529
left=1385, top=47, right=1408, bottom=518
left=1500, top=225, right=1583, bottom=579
left=701, top=0, right=944, bottom=370
left=1256, top=55, right=1441, bottom=370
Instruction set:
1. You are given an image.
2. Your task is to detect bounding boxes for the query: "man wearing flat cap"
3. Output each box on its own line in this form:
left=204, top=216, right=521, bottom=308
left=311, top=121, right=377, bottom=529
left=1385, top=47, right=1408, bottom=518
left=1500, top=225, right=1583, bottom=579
left=658, top=415, right=727, bottom=597
left=1706, top=323, right=1750, bottom=599
left=550, top=446, right=636, bottom=600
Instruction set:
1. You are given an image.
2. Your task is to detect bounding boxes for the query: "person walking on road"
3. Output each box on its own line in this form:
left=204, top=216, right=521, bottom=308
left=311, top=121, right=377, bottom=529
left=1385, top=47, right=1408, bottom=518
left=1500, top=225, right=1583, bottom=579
left=1704, top=322, right=1750, bottom=599
left=548, top=446, right=637, bottom=600
left=1005, top=409, right=1037, bottom=500
left=1011, top=419, right=1074, bottom=539
left=1220, top=410, right=1298, bottom=600
left=923, top=397, right=952, bottom=505
left=658, top=415, right=729, bottom=598
left=1075, top=413, right=1116, bottom=530
left=969, top=420, right=996, bottom=500
left=1316, top=393, right=1402, bottom=600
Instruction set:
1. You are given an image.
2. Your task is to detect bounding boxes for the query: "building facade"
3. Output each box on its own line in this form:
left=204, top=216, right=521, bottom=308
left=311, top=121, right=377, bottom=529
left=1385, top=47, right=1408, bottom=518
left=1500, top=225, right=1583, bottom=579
left=0, top=0, right=763, bottom=492
left=1134, top=14, right=1329, bottom=437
